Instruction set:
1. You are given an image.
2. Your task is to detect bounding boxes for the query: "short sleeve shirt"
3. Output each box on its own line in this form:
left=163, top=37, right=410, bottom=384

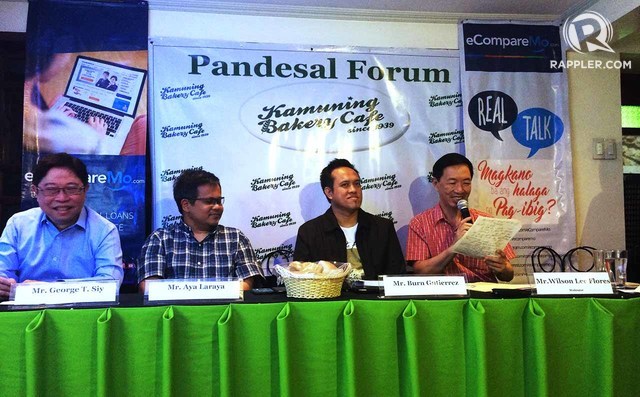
left=406, top=204, right=516, bottom=282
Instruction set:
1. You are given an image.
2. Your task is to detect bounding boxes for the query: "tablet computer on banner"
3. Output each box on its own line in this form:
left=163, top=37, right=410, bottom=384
left=52, top=55, right=147, bottom=154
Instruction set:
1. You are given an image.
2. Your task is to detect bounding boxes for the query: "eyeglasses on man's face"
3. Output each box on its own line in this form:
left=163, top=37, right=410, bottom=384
left=192, top=197, right=225, bottom=206
left=36, top=185, right=85, bottom=197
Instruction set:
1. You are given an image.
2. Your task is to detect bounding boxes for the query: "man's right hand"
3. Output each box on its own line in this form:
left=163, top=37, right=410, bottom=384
left=453, top=217, right=473, bottom=242
left=0, top=277, right=17, bottom=299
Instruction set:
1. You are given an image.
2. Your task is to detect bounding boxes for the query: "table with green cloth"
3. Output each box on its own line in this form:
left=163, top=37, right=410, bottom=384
left=0, top=297, right=638, bottom=396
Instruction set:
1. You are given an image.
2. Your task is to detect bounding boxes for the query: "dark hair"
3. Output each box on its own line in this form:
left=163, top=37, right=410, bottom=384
left=320, top=158, right=359, bottom=190
left=319, top=158, right=359, bottom=202
left=432, top=153, right=474, bottom=180
left=111, top=76, right=117, bottom=81
left=33, top=152, right=88, bottom=186
left=173, top=169, right=220, bottom=214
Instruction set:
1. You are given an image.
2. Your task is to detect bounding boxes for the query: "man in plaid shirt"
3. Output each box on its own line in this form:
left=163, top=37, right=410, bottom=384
left=137, top=170, right=262, bottom=291
left=405, top=153, right=515, bottom=282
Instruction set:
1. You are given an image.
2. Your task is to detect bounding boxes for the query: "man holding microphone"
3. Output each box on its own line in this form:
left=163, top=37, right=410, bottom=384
left=406, top=153, right=515, bottom=282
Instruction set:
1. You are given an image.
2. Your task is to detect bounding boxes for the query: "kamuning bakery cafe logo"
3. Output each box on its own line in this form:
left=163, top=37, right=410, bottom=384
left=375, top=210, right=397, bottom=224
left=251, top=174, right=300, bottom=191
left=159, top=122, right=208, bottom=139
left=254, top=244, right=293, bottom=261
left=429, top=93, right=462, bottom=108
left=161, top=214, right=182, bottom=228
left=251, top=211, right=296, bottom=228
left=160, top=166, right=203, bottom=183
left=160, top=83, right=210, bottom=100
left=429, top=129, right=464, bottom=145
left=360, top=173, right=401, bottom=191
left=240, top=83, right=410, bottom=153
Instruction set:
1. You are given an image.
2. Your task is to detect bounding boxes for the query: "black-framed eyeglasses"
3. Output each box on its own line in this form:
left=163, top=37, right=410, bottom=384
left=36, top=186, right=85, bottom=197
left=192, top=197, right=225, bottom=206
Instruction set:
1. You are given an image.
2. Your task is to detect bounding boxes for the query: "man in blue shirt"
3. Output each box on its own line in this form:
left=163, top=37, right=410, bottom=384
left=137, top=170, right=262, bottom=292
left=0, top=153, right=123, bottom=300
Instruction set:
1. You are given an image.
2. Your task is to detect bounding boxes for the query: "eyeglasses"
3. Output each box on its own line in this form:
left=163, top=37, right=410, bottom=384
left=36, top=186, right=85, bottom=197
left=192, top=197, right=225, bottom=206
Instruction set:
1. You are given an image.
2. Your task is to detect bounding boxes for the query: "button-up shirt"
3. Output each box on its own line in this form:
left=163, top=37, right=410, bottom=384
left=406, top=204, right=516, bottom=282
left=137, top=221, right=262, bottom=282
left=0, top=207, right=123, bottom=283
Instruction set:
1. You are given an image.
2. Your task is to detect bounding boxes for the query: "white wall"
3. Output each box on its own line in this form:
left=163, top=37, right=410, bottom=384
left=150, top=10, right=458, bottom=49
left=568, top=51, right=625, bottom=249
left=1, top=3, right=631, bottom=252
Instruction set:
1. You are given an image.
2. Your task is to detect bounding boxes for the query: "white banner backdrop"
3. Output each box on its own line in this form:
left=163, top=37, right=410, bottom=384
left=149, top=38, right=463, bottom=263
left=459, top=22, right=577, bottom=280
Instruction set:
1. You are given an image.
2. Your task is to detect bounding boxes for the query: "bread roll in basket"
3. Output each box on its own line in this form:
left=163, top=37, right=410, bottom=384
left=273, top=261, right=352, bottom=299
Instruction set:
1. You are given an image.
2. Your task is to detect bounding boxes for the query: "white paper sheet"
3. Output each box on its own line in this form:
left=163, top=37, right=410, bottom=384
left=451, top=216, right=522, bottom=258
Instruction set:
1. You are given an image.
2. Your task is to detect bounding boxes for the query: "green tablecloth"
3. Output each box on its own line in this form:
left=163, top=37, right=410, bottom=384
left=0, top=298, right=638, bottom=396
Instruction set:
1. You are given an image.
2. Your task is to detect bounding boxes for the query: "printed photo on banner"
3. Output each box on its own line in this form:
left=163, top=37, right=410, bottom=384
left=23, top=51, right=148, bottom=157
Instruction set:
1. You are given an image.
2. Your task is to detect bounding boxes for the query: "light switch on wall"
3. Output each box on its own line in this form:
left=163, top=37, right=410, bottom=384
left=604, top=139, right=616, bottom=159
left=593, top=138, right=605, bottom=159
left=592, top=138, right=617, bottom=160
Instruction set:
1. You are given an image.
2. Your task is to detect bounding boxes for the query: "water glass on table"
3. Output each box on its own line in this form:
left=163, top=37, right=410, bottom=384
left=612, top=249, right=628, bottom=288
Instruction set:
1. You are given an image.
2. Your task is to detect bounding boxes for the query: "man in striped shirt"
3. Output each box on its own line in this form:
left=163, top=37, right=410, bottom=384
left=406, top=153, right=515, bottom=282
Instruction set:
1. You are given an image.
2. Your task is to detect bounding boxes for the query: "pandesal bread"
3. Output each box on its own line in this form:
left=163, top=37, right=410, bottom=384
left=288, top=261, right=323, bottom=274
left=285, top=260, right=347, bottom=278
left=318, top=260, right=338, bottom=273
left=288, top=261, right=304, bottom=271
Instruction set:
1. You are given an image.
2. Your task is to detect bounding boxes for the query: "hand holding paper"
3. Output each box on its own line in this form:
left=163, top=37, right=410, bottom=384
left=451, top=216, right=522, bottom=258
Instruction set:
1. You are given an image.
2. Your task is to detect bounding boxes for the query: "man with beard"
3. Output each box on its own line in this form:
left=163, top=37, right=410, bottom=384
left=138, top=170, right=262, bottom=291
left=294, top=159, right=405, bottom=279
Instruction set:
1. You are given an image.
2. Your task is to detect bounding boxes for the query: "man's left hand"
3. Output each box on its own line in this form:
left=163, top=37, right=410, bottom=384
left=484, top=249, right=514, bottom=281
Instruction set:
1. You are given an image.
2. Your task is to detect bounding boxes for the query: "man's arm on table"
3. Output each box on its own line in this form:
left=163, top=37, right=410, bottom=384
left=0, top=220, right=20, bottom=299
left=407, top=217, right=471, bottom=274
left=93, top=226, right=124, bottom=283
left=138, top=276, right=161, bottom=293
left=137, top=232, right=165, bottom=293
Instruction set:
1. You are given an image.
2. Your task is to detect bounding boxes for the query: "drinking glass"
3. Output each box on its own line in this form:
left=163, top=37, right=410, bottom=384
left=593, top=249, right=615, bottom=282
left=612, top=250, right=628, bottom=288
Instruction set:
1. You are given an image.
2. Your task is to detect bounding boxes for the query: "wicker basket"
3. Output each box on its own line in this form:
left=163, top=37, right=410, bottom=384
left=274, top=262, right=352, bottom=299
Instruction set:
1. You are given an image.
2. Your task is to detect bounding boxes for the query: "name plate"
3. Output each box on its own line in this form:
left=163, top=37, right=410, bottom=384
left=382, top=275, right=467, bottom=297
left=146, top=279, right=242, bottom=302
left=534, top=272, right=614, bottom=295
left=12, top=280, right=118, bottom=305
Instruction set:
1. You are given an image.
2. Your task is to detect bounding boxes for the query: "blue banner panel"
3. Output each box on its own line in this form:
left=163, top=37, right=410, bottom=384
left=462, top=23, right=563, bottom=73
left=22, top=0, right=149, bottom=289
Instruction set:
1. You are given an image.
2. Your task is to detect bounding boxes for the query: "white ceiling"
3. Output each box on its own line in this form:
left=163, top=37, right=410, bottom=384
left=148, top=0, right=601, bottom=23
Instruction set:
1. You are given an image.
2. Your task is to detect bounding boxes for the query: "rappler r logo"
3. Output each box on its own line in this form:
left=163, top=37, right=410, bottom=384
left=563, top=11, right=614, bottom=53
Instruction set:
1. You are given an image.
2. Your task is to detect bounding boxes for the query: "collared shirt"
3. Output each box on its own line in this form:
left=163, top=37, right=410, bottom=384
left=406, top=204, right=516, bottom=282
left=0, top=207, right=123, bottom=283
left=137, top=221, right=263, bottom=282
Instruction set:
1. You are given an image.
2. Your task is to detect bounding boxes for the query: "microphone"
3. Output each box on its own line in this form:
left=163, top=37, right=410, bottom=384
left=457, top=199, right=473, bottom=224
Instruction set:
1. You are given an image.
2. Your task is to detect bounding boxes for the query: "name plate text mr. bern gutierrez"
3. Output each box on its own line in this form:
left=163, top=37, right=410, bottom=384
left=382, top=275, right=467, bottom=297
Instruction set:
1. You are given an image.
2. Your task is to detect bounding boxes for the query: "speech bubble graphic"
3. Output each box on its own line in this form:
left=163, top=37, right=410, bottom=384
left=467, top=90, right=518, bottom=141
left=511, top=108, right=563, bottom=158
